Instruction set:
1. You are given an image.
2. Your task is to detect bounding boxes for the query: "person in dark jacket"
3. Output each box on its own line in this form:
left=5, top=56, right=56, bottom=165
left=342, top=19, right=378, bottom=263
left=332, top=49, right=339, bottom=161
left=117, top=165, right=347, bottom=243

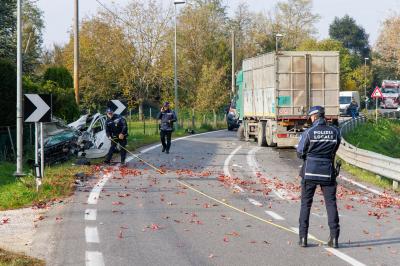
left=296, top=106, right=341, bottom=248
left=157, top=102, right=177, bottom=154
left=348, top=98, right=359, bottom=119
left=104, top=108, right=128, bottom=165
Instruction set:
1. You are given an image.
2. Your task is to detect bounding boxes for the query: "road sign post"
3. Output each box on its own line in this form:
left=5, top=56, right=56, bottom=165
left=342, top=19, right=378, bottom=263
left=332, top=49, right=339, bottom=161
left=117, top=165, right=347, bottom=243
left=24, top=94, right=52, bottom=185
left=371, top=86, right=383, bottom=123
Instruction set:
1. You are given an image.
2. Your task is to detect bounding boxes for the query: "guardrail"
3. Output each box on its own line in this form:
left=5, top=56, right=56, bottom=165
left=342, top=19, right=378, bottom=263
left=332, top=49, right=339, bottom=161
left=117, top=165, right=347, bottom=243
left=382, top=110, right=400, bottom=119
left=337, top=116, right=400, bottom=189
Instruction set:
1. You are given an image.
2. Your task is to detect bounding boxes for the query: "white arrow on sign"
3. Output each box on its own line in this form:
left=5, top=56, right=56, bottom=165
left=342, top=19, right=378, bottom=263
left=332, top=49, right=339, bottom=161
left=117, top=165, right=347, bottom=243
left=111, top=100, right=126, bottom=115
left=25, top=94, right=50, bottom=122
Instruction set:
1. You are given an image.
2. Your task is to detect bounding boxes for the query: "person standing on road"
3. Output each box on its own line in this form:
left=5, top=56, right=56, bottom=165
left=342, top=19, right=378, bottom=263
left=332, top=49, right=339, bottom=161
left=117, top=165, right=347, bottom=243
left=157, top=102, right=177, bottom=154
left=104, top=108, right=128, bottom=165
left=297, top=106, right=341, bottom=248
left=348, top=98, right=359, bottom=119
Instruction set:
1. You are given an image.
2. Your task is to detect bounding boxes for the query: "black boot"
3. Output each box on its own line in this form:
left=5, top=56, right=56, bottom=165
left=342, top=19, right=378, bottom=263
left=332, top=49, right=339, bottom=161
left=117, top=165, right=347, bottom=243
left=298, top=236, right=307, bottom=247
left=162, top=147, right=166, bottom=152
left=327, top=235, right=339, bottom=248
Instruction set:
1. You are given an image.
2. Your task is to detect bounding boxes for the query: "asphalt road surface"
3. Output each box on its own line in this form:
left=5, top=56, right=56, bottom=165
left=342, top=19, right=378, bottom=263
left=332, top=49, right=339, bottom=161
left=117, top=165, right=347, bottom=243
left=39, top=130, right=400, bottom=266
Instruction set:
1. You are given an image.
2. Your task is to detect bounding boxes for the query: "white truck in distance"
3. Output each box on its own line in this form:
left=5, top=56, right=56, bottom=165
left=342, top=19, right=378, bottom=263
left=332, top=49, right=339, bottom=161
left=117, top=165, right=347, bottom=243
left=339, top=91, right=360, bottom=116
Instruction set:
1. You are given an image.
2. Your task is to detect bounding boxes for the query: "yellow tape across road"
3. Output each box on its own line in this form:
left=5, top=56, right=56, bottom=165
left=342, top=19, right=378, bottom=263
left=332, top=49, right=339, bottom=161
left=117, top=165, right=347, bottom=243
left=112, top=137, right=325, bottom=245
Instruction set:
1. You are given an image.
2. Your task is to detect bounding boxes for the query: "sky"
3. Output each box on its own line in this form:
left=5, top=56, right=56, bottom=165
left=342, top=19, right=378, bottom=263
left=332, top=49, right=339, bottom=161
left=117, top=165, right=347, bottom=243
left=37, top=0, right=400, bottom=49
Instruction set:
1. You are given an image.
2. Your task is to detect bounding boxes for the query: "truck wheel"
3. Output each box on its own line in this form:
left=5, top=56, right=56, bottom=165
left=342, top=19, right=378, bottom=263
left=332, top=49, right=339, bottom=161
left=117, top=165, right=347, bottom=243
left=237, top=124, right=245, bottom=140
left=257, top=122, right=267, bottom=147
left=266, top=121, right=277, bottom=147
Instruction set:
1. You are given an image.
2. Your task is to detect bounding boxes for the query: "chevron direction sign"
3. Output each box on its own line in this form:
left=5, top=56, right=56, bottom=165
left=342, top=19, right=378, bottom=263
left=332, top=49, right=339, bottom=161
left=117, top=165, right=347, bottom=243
left=108, top=100, right=127, bottom=115
left=24, top=94, right=52, bottom=123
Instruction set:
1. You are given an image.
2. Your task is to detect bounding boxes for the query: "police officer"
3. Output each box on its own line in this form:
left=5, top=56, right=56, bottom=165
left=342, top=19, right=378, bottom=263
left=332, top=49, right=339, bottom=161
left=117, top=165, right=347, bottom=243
left=157, top=102, right=177, bottom=154
left=104, top=108, right=128, bottom=165
left=297, top=106, right=341, bottom=248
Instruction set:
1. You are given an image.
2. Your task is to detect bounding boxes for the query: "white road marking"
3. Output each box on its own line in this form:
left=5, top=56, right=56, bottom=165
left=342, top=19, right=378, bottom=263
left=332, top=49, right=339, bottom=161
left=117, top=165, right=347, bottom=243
left=265, top=210, right=285, bottom=220
left=247, top=198, right=263, bottom=207
left=325, top=248, right=366, bottom=266
left=86, top=251, right=105, bottom=266
left=339, top=175, right=400, bottom=201
left=87, top=174, right=110, bottom=205
left=232, top=164, right=243, bottom=168
left=246, top=147, right=287, bottom=200
left=289, top=227, right=318, bottom=240
left=85, top=226, right=100, bottom=243
left=136, top=130, right=227, bottom=155
left=85, top=209, right=97, bottom=221
left=233, top=184, right=245, bottom=192
left=223, top=146, right=242, bottom=177
left=312, top=212, right=343, bottom=218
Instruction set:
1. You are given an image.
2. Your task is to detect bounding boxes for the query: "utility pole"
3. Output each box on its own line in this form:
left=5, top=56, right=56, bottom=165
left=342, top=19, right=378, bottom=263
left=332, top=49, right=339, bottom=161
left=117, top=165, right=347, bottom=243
left=173, top=1, right=185, bottom=128
left=231, top=31, right=235, bottom=95
left=15, top=0, right=24, bottom=176
left=74, top=0, right=80, bottom=105
left=364, top=57, right=369, bottom=110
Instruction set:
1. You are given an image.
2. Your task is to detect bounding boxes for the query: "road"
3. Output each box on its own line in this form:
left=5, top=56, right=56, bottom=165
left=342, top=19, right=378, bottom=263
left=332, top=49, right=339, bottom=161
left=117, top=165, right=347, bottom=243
left=38, top=130, right=400, bottom=266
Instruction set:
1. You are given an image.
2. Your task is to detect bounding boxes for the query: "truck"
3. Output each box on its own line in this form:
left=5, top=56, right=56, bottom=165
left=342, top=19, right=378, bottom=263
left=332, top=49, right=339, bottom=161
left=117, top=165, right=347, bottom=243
left=339, top=91, right=360, bottom=116
left=380, top=80, right=400, bottom=109
left=226, top=71, right=244, bottom=130
left=237, top=51, right=340, bottom=148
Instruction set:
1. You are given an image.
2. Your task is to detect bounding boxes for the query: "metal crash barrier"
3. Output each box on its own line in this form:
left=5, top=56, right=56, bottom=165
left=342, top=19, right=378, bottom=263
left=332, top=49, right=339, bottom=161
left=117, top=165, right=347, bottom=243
left=338, top=115, right=400, bottom=189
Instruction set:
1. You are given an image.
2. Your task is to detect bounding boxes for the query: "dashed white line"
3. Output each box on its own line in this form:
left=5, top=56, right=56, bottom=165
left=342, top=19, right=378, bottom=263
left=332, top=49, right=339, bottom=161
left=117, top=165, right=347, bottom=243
left=85, top=209, right=97, bottom=221
left=86, top=251, right=105, bottom=266
left=325, top=248, right=366, bottom=266
left=247, top=198, right=263, bottom=207
left=289, top=227, right=318, bottom=241
left=88, top=174, right=110, bottom=205
left=85, top=226, right=100, bottom=243
left=265, top=210, right=285, bottom=220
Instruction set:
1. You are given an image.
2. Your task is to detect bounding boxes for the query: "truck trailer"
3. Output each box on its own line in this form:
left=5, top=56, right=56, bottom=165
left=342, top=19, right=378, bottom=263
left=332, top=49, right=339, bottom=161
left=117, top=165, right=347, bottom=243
left=237, top=51, right=340, bottom=147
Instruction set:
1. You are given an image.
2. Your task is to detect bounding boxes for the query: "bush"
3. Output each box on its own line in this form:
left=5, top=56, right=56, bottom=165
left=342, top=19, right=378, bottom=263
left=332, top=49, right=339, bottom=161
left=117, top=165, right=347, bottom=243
left=43, top=66, right=73, bottom=89
left=0, top=59, right=16, bottom=126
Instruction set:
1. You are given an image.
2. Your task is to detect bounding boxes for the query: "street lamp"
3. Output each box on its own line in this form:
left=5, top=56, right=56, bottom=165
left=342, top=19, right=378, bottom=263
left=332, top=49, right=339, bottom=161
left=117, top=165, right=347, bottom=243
left=174, top=0, right=185, bottom=128
left=275, top=33, right=284, bottom=53
left=364, top=57, right=369, bottom=109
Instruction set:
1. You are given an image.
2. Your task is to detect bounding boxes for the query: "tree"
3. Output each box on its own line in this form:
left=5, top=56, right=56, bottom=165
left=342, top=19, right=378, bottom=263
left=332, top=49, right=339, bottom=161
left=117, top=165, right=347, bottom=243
left=0, top=0, right=44, bottom=73
left=329, top=15, right=370, bottom=59
left=195, top=61, right=229, bottom=112
left=43, top=66, right=73, bottom=89
left=0, top=0, right=16, bottom=61
left=274, top=0, right=320, bottom=49
left=374, top=14, right=400, bottom=81
left=59, top=17, right=131, bottom=111
left=0, top=59, right=17, bottom=126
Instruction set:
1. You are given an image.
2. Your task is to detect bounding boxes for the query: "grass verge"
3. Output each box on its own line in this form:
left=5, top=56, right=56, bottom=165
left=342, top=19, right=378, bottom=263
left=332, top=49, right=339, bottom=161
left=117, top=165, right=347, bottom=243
left=345, top=118, right=400, bottom=158
left=0, top=161, right=90, bottom=211
left=0, top=248, right=44, bottom=266
left=339, top=156, right=398, bottom=192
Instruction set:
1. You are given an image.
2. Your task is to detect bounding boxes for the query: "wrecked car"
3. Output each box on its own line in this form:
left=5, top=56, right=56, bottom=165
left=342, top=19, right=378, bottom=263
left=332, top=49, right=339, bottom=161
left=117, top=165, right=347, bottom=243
left=38, top=113, right=113, bottom=165
left=68, top=113, right=111, bottom=159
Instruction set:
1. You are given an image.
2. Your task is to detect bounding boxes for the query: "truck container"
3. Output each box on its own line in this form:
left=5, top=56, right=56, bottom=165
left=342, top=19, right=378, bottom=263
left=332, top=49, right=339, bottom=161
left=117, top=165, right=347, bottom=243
left=238, top=51, right=340, bottom=147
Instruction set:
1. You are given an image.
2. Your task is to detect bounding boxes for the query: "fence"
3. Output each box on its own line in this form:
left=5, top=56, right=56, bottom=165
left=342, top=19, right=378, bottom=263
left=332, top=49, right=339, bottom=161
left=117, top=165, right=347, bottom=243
left=0, top=125, right=35, bottom=162
left=337, top=116, right=400, bottom=189
left=127, top=108, right=227, bottom=136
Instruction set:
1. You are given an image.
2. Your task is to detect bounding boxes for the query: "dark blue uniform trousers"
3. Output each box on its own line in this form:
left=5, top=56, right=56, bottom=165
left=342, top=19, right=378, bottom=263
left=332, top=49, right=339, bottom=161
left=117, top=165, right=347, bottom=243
left=106, top=138, right=127, bottom=163
left=299, top=180, right=340, bottom=238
